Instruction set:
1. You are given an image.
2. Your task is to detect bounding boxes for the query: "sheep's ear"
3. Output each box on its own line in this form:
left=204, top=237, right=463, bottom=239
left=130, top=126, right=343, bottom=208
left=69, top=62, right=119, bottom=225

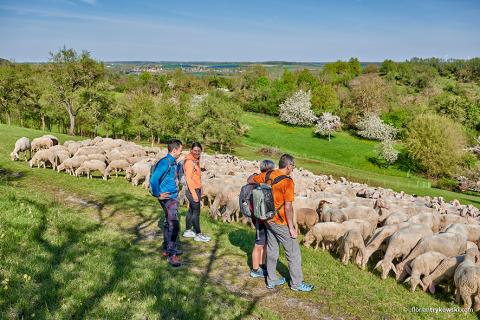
left=390, top=262, right=398, bottom=275
left=403, top=277, right=411, bottom=283
left=375, top=260, right=383, bottom=270
left=428, top=284, right=436, bottom=294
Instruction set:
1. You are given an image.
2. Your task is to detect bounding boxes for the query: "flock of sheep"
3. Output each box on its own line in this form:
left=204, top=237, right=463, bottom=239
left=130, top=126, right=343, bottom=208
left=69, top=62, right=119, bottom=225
left=10, top=134, right=480, bottom=311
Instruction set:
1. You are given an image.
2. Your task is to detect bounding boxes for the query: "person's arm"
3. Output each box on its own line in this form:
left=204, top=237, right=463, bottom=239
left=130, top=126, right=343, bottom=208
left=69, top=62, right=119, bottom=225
left=247, top=173, right=258, bottom=184
left=184, top=159, right=198, bottom=202
left=284, top=202, right=297, bottom=238
left=150, top=159, right=169, bottom=199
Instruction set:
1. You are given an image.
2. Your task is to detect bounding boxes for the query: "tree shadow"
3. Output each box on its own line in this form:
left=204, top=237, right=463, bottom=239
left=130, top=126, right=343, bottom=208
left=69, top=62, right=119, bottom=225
left=228, top=229, right=290, bottom=280
left=0, top=166, right=27, bottom=184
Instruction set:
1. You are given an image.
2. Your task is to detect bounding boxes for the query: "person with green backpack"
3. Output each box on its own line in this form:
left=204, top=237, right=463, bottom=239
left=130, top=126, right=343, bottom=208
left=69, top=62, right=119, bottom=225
left=247, top=154, right=314, bottom=292
left=150, top=139, right=183, bottom=267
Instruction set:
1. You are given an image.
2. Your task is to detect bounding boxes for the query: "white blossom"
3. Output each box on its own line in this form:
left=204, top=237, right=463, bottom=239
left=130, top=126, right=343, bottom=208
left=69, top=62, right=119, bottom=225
left=279, top=90, right=317, bottom=126
left=314, top=112, right=342, bottom=141
left=376, top=138, right=399, bottom=164
left=356, top=113, right=398, bottom=141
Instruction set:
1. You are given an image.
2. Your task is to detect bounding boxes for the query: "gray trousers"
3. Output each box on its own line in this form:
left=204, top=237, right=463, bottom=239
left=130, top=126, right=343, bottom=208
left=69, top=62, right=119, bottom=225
left=266, top=223, right=304, bottom=288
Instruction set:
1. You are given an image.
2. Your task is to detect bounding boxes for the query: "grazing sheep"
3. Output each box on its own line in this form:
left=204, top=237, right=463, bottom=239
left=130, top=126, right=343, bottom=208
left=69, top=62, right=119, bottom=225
left=75, top=160, right=107, bottom=180
left=10, top=137, right=31, bottom=161
left=383, top=212, right=409, bottom=226
left=439, top=214, right=477, bottom=231
left=303, top=222, right=346, bottom=250
left=105, top=159, right=130, bottom=178
left=86, top=153, right=107, bottom=163
left=404, top=252, right=446, bottom=292
left=422, top=255, right=466, bottom=294
left=74, top=146, right=104, bottom=156
left=28, top=149, right=55, bottom=168
left=374, top=224, right=433, bottom=280
left=31, top=137, right=54, bottom=152
left=41, top=134, right=59, bottom=146
left=407, top=212, right=441, bottom=233
left=57, top=155, right=87, bottom=175
left=341, top=219, right=376, bottom=241
left=445, top=224, right=480, bottom=243
left=395, top=232, right=468, bottom=282
left=294, top=208, right=320, bottom=233
left=338, top=228, right=366, bottom=266
left=454, top=248, right=480, bottom=310
left=126, top=160, right=154, bottom=188
left=210, top=186, right=241, bottom=223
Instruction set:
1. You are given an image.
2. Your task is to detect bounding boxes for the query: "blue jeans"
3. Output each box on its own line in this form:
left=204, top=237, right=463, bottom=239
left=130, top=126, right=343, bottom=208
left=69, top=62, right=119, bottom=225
left=158, top=198, right=180, bottom=256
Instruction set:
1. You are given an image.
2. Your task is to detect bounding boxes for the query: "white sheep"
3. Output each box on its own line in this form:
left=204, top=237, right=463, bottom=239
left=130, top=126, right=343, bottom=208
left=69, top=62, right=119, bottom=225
left=10, top=137, right=31, bottom=161
left=105, top=159, right=130, bottom=178
left=75, top=160, right=107, bottom=180
left=404, top=252, right=446, bottom=292
left=57, top=155, right=88, bottom=175
left=454, top=248, right=480, bottom=310
left=28, top=149, right=55, bottom=168
left=31, top=137, right=54, bottom=152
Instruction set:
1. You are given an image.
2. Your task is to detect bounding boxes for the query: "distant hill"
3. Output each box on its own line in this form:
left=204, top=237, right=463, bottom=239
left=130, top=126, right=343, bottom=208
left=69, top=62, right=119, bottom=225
left=0, top=58, right=11, bottom=65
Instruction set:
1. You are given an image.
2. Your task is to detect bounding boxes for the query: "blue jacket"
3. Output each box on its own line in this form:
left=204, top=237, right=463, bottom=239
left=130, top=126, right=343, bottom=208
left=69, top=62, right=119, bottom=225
left=150, top=153, right=178, bottom=199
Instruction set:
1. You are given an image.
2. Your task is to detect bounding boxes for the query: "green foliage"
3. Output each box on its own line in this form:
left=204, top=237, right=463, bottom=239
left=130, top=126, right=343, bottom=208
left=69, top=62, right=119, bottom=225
left=311, top=84, right=340, bottom=115
left=405, top=113, right=467, bottom=177
left=433, top=177, right=460, bottom=192
left=363, top=64, right=379, bottom=74
left=320, top=58, right=361, bottom=86
left=430, top=92, right=480, bottom=131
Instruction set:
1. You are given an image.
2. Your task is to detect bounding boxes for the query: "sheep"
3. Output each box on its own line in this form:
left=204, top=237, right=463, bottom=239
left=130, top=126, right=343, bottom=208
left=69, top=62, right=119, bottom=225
left=395, top=232, right=468, bottom=282
left=28, top=149, right=55, bottom=168
left=403, top=252, right=446, bottom=292
left=294, top=208, right=320, bottom=233
left=31, top=137, right=54, bottom=152
left=383, top=212, right=409, bottom=226
left=445, top=224, right=480, bottom=243
left=74, top=146, right=104, bottom=156
left=454, top=248, right=480, bottom=310
left=126, top=160, right=154, bottom=188
left=337, top=228, right=366, bottom=266
left=105, top=159, right=130, bottom=178
left=374, top=224, right=433, bottom=280
left=359, top=222, right=411, bottom=269
left=439, top=214, right=477, bottom=231
left=10, top=137, right=31, bottom=161
left=52, top=150, right=70, bottom=170
left=41, top=134, right=59, bottom=146
left=86, top=153, right=107, bottom=163
left=303, top=222, right=346, bottom=250
left=57, top=156, right=87, bottom=175
left=74, top=160, right=107, bottom=180
left=341, top=219, right=375, bottom=241
left=210, top=185, right=241, bottom=223
left=407, top=212, right=441, bottom=233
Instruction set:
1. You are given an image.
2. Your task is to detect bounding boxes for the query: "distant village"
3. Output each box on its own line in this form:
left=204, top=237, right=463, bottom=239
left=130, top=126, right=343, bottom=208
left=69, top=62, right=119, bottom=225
left=105, top=63, right=243, bottom=75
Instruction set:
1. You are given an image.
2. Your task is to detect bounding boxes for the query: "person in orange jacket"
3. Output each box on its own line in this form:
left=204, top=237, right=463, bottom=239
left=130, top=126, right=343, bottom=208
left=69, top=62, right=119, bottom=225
left=182, top=142, right=211, bottom=242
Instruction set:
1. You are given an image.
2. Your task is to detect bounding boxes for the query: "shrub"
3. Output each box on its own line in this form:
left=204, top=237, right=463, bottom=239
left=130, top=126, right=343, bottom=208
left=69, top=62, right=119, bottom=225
left=404, top=113, right=467, bottom=177
left=314, top=112, right=342, bottom=141
left=349, top=74, right=390, bottom=115
left=356, top=113, right=398, bottom=141
left=278, top=90, right=317, bottom=126
left=376, top=139, right=399, bottom=164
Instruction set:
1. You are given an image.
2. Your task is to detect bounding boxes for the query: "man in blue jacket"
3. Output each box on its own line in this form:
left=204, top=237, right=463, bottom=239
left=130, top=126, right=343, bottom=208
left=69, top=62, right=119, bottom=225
left=150, top=139, right=183, bottom=267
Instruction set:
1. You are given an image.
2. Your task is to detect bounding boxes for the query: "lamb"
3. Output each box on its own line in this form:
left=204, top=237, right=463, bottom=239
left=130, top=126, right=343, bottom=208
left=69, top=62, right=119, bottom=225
left=359, top=222, right=411, bottom=269
left=28, top=149, right=55, bottom=168
left=395, top=232, right=468, bottom=282
left=374, top=224, right=433, bottom=280
left=403, top=252, right=446, bottom=292
left=74, top=160, right=107, bottom=180
left=57, top=155, right=87, bottom=175
left=337, top=228, right=366, bottom=266
left=31, top=137, right=54, bottom=152
left=454, top=248, right=480, bottom=310
left=105, top=159, right=130, bottom=178
left=10, top=137, right=31, bottom=161
left=294, top=208, right=320, bottom=233
left=303, top=222, right=346, bottom=250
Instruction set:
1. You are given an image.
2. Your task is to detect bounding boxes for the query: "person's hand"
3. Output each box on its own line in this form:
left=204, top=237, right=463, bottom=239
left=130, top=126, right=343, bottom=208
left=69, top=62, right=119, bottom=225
left=158, top=192, right=171, bottom=200
left=289, top=226, right=298, bottom=239
left=193, top=195, right=199, bottom=203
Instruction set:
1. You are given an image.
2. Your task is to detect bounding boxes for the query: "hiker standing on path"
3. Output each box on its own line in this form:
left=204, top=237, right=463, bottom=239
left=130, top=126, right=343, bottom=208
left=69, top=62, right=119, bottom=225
left=182, top=142, right=211, bottom=242
left=150, top=139, right=183, bottom=267
left=247, top=159, right=275, bottom=278
left=247, top=154, right=314, bottom=292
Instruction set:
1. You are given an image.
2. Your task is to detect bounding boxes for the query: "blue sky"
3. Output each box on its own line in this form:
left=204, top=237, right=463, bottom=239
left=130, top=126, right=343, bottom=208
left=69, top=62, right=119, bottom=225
left=0, top=0, right=479, bottom=62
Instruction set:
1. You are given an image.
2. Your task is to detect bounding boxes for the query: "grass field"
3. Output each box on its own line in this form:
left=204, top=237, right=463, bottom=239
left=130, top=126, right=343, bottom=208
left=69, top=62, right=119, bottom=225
left=238, top=112, right=480, bottom=208
left=1, top=123, right=479, bottom=319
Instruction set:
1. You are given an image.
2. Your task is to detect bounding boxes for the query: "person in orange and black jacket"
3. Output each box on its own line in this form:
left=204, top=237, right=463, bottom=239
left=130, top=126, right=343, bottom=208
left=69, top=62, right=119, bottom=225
left=182, top=142, right=211, bottom=242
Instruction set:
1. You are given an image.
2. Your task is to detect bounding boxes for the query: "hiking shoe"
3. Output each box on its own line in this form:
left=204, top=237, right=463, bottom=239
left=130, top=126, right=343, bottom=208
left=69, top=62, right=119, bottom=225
left=168, top=255, right=181, bottom=267
left=162, top=250, right=183, bottom=257
left=250, top=268, right=267, bottom=278
left=291, top=282, right=314, bottom=292
left=194, top=234, right=211, bottom=242
left=266, top=277, right=286, bottom=289
left=183, top=230, right=196, bottom=238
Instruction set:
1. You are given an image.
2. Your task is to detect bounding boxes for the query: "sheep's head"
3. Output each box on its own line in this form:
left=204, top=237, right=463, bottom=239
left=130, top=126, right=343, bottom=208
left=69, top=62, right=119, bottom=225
left=28, top=159, right=34, bottom=168
left=420, top=276, right=436, bottom=294
left=125, top=167, right=133, bottom=181
left=375, top=260, right=397, bottom=280
left=10, top=152, right=18, bottom=161
left=303, top=231, right=315, bottom=247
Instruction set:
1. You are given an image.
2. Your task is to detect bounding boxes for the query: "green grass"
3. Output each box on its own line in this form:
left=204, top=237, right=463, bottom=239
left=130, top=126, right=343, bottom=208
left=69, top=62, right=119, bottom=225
left=239, top=112, right=480, bottom=208
left=1, top=123, right=478, bottom=319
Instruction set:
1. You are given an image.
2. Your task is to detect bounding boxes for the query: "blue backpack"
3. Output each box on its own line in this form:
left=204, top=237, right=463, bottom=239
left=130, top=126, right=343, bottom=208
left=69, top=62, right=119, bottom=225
left=149, top=156, right=175, bottom=196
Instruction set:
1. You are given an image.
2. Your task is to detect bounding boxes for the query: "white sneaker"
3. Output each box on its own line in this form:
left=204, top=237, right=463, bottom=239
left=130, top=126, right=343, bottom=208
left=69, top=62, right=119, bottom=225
left=194, top=234, right=211, bottom=242
left=183, top=230, right=196, bottom=238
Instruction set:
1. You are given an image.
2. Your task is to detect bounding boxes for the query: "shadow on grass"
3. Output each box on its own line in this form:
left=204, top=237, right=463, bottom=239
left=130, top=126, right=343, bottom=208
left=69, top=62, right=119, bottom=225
left=0, top=166, right=27, bottom=184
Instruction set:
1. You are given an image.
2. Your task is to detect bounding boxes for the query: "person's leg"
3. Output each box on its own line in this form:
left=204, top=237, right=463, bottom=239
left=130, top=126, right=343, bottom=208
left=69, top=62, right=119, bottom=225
left=266, top=224, right=280, bottom=286
left=185, top=188, right=194, bottom=231
left=192, top=188, right=202, bottom=234
left=269, top=223, right=304, bottom=288
left=164, top=198, right=180, bottom=256
left=252, top=244, right=263, bottom=270
left=159, top=200, right=168, bottom=253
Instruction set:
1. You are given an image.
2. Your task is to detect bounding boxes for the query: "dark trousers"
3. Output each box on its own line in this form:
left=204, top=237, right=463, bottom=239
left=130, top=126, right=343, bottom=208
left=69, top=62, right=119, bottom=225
left=158, top=198, right=180, bottom=256
left=185, top=188, right=202, bottom=234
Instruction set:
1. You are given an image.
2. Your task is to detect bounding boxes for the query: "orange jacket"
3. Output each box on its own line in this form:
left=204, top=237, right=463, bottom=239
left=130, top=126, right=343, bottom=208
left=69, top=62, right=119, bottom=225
left=184, top=152, right=202, bottom=197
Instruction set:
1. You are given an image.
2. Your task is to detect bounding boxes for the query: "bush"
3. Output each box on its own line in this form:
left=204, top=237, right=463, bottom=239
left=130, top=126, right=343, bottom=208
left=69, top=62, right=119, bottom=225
left=356, top=113, right=398, bottom=141
left=432, top=178, right=460, bottom=192
left=278, top=90, right=317, bottom=126
left=404, top=113, right=467, bottom=177
left=376, top=139, right=399, bottom=165
left=349, top=74, right=390, bottom=115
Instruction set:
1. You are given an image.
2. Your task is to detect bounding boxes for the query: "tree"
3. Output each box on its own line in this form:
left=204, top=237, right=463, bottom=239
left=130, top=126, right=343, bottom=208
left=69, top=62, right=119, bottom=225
left=349, top=74, right=390, bottom=115
left=279, top=90, right=317, bottom=126
left=314, top=112, right=342, bottom=141
left=405, top=113, right=467, bottom=177
left=311, top=84, right=340, bottom=115
left=0, top=64, right=32, bottom=125
left=376, top=139, right=399, bottom=165
left=356, top=113, right=398, bottom=141
left=47, top=47, right=105, bottom=135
